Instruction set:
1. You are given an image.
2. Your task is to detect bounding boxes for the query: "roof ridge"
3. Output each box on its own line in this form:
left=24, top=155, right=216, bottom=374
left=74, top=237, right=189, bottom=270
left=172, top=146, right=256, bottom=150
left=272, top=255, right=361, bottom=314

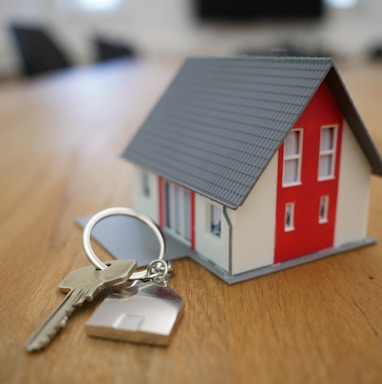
left=188, top=56, right=333, bottom=64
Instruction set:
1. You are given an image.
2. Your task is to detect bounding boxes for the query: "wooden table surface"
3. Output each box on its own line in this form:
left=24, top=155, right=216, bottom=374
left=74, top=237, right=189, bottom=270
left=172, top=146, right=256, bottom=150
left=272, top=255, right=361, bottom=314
left=0, top=59, right=381, bottom=384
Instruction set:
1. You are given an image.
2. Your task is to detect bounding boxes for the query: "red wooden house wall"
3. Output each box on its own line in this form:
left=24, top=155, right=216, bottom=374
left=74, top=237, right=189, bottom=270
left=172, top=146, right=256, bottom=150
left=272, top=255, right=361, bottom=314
left=274, top=81, right=344, bottom=263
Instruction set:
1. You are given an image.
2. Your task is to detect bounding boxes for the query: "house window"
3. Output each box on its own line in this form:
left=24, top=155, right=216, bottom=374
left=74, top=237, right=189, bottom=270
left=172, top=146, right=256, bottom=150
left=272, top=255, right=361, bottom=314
left=283, top=129, right=303, bottom=186
left=141, top=172, right=150, bottom=197
left=318, top=126, right=337, bottom=179
left=285, top=203, right=295, bottom=231
left=210, top=204, right=222, bottom=238
left=183, top=190, right=191, bottom=241
left=174, top=186, right=181, bottom=234
left=319, top=196, right=329, bottom=223
left=163, top=181, right=191, bottom=242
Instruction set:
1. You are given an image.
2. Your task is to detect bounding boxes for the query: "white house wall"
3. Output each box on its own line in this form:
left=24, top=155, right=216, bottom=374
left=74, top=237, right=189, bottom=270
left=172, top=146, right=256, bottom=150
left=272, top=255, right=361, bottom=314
left=194, top=195, right=230, bottom=272
left=133, top=167, right=230, bottom=272
left=231, top=155, right=278, bottom=275
left=133, top=167, right=159, bottom=222
left=334, top=121, right=371, bottom=246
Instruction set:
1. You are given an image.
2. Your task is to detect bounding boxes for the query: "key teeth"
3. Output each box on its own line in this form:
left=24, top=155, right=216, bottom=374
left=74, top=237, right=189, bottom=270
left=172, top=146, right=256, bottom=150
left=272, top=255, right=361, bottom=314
left=26, top=292, right=83, bottom=353
left=27, top=334, right=53, bottom=352
left=26, top=315, right=69, bottom=352
left=39, top=336, right=52, bottom=349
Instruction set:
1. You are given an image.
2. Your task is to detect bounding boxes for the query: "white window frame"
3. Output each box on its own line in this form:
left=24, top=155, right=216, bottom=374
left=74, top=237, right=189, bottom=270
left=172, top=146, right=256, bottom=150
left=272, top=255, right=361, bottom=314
left=319, top=196, right=329, bottom=223
left=283, top=129, right=303, bottom=187
left=318, top=125, right=338, bottom=180
left=208, top=203, right=222, bottom=238
left=164, top=181, right=191, bottom=243
left=285, top=203, right=295, bottom=231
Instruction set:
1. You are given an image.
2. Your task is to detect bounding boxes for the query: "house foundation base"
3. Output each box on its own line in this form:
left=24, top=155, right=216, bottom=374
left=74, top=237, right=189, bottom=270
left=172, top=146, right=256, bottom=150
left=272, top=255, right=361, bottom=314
left=77, top=216, right=376, bottom=285
left=188, top=237, right=376, bottom=284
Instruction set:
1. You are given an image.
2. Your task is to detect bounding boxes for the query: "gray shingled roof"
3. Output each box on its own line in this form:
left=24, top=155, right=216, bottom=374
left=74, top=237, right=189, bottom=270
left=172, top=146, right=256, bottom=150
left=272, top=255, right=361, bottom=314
left=122, top=56, right=382, bottom=209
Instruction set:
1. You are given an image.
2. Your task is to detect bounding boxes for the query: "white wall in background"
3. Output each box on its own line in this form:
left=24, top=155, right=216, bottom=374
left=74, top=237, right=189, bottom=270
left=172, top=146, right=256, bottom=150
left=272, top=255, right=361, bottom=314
left=1, top=0, right=382, bottom=77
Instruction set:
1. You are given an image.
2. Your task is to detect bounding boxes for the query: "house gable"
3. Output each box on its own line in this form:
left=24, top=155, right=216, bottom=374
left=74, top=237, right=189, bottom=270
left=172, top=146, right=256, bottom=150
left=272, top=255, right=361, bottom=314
left=324, top=68, right=382, bottom=176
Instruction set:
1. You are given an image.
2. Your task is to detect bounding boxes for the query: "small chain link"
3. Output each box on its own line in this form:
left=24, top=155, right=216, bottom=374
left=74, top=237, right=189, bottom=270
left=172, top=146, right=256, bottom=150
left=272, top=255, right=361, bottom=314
left=146, top=259, right=173, bottom=286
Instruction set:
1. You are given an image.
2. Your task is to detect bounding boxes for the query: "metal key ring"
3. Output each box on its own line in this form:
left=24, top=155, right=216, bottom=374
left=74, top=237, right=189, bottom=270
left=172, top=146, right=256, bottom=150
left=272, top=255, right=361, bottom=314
left=83, top=207, right=166, bottom=282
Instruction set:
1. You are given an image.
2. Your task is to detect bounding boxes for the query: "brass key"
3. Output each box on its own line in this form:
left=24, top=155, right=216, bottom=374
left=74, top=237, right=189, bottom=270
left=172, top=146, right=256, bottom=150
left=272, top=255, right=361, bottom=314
left=26, top=259, right=137, bottom=352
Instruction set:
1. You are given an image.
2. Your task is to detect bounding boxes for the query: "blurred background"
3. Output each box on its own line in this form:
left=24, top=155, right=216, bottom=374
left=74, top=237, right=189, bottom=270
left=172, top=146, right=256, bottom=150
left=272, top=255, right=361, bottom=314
left=1, top=0, right=382, bottom=80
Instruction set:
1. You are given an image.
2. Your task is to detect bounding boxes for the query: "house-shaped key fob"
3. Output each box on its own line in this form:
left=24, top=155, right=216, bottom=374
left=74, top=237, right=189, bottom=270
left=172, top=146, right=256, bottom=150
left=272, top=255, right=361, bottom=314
left=86, top=282, right=184, bottom=346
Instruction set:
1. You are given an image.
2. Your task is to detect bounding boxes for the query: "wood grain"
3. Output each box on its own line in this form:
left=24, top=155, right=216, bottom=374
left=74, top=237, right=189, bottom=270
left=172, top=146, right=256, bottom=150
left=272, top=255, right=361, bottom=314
left=0, top=59, right=381, bottom=384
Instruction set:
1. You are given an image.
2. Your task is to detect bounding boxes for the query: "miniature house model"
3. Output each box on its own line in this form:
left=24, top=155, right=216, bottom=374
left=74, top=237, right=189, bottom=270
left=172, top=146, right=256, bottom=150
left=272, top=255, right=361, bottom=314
left=122, top=57, right=382, bottom=284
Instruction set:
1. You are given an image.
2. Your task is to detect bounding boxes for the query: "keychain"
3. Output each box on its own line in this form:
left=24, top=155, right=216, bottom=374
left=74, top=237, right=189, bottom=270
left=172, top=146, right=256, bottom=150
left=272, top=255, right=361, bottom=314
left=26, top=207, right=183, bottom=352
left=83, top=207, right=184, bottom=346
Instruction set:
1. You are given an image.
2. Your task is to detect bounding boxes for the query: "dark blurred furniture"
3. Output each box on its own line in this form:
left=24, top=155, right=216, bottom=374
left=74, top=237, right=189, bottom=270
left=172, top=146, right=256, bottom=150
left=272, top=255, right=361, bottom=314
left=9, top=24, right=72, bottom=77
left=369, top=43, right=382, bottom=61
left=93, top=37, right=135, bottom=62
left=195, top=0, right=323, bottom=20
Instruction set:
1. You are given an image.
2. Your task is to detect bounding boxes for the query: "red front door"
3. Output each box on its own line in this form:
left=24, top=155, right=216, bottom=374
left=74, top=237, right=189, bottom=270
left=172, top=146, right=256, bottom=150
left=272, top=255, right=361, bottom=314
left=274, top=81, right=343, bottom=263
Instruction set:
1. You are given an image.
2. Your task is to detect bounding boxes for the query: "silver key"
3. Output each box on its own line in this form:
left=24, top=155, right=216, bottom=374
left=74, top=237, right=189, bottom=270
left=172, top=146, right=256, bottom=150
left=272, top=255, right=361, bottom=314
left=26, top=259, right=137, bottom=352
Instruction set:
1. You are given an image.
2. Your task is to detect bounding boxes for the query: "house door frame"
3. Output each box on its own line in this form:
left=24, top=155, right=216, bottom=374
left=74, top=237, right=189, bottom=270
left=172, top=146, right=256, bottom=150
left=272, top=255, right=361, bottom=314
left=159, top=177, right=195, bottom=249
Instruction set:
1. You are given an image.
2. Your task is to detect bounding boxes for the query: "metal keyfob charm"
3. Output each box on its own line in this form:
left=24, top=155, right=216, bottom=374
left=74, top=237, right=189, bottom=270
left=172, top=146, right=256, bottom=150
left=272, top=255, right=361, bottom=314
left=86, top=281, right=184, bottom=346
left=83, top=207, right=184, bottom=346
